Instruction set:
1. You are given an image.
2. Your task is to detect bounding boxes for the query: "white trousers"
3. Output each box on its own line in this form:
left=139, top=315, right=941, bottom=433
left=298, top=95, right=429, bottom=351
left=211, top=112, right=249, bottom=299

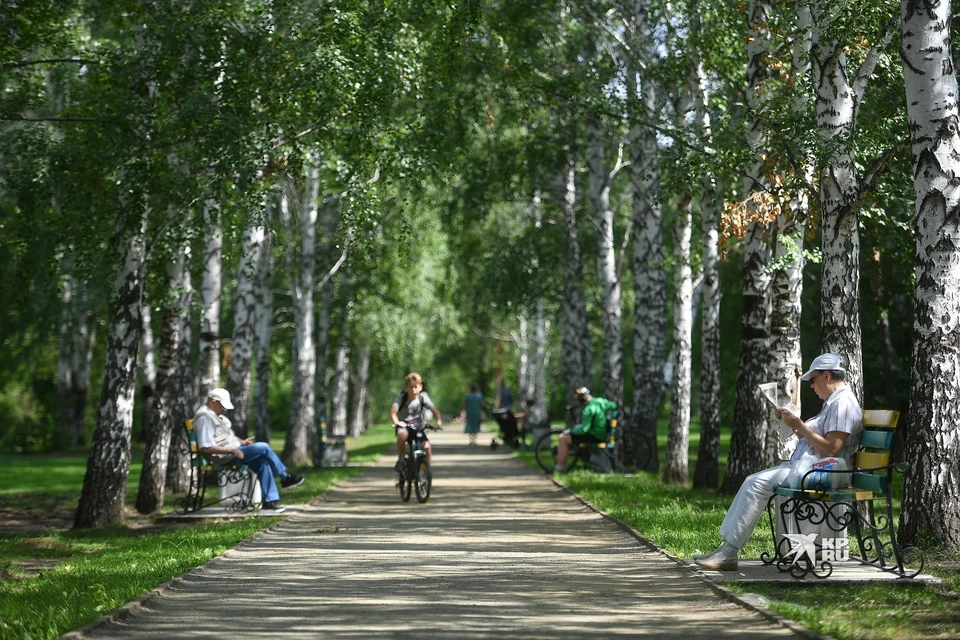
left=719, top=462, right=791, bottom=549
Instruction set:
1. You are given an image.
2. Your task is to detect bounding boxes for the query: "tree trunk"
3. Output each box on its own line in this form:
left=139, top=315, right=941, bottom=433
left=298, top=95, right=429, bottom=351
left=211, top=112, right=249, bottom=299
left=57, top=275, right=96, bottom=448
left=350, top=343, right=370, bottom=438
left=898, top=0, right=960, bottom=549
left=664, top=192, right=693, bottom=484
left=314, top=199, right=337, bottom=456
left=198, top=199, right=223, bottom=398
left=137, top=243, right=185, bottom=514
left=137, top=299, right=156, bottom=445
left=74, top=207, right=147, bottom=529
left=253, top=222, right=274, bottom=443
left=330, top=340, right=350, bottom=438
left=284, top=169, right=318, bottom=467
left=692, top=19, right=722, bottom=489
left=517, top=314, right=532, bottom=404
left=721, top=0, right=775, bottom=494
left=626, top=0, right=666, bottom=471
left=226, top=214, right=265, bottom=438
left=166, top=255, right=194, bottom=494
left=587, top=115, right=623, bottom=406
left=558, top=155, right=592, bottom=427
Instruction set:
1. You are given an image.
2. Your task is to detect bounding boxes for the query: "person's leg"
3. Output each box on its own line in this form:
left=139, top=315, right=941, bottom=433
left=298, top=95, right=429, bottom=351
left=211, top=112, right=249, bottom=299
left=423, top=440, right=432, bottom=465
left=696, top=464, right=790, bottom=569
left=238, top=443, right=283, bottom=504
left=555, top=431, right=572, bottom=471
left=394, top=427, right=409, bottom=471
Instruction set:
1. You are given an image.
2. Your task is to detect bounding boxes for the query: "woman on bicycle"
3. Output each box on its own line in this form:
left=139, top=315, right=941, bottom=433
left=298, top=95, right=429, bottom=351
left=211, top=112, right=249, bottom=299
left=554, top=387, right=617, bottom=473
left=391, top=372, right=443, bottom=471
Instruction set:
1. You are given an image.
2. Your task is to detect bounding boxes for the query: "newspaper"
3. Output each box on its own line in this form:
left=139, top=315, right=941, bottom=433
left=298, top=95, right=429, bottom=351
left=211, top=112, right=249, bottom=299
left=758, top=382, right=799, bottom=460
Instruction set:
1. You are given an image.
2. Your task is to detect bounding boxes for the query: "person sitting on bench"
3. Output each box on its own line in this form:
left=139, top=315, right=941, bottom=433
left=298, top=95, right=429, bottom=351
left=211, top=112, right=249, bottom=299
left=695, top=353, right=862, bottom=571
left=193, top=388, right=304, bottom=514
left=554, top=387, right=617, bottom=473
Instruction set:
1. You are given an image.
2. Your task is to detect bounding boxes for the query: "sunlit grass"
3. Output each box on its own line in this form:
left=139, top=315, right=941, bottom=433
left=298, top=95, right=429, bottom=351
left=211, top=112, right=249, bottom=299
left=0, top=424, right=394, bottom=640
left=519, top=419, right=960, bottom=640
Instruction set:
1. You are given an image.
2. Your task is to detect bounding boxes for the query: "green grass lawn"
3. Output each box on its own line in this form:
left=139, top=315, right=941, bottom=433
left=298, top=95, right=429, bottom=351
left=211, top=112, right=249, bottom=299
left=520, top=419, right=960, bottom=640
left=0, top=424, right=395, bottom=640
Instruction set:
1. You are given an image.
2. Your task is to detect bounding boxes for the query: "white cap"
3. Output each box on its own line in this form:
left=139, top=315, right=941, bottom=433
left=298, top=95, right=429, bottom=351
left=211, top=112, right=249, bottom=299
left=800, top=353, right=845, bottom=381
left=208, top=387, right=234, bottom=410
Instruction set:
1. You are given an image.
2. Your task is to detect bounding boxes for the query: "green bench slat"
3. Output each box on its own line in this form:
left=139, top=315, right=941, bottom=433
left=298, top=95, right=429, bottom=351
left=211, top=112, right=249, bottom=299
left=853, top=471, right=887, bottom=493
left=859, top=429, right=894, bottom=449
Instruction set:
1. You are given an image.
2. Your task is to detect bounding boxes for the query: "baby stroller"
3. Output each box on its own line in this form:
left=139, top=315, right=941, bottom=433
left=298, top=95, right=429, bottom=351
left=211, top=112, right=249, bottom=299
left=490, top=408, right=526, bottom=450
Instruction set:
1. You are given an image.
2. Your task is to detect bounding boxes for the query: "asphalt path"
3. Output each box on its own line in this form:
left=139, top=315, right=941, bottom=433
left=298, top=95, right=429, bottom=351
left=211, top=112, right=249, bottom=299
left=77, top=429, right=809, bottom=639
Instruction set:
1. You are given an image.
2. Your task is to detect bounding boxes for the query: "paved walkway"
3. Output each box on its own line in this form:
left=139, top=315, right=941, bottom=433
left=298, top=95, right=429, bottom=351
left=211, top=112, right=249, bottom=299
left=76, top=430, right=812, bottom=639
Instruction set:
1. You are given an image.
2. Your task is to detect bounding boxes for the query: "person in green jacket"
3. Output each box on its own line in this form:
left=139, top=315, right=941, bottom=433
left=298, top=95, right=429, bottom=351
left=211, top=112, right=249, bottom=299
left=554, top=387, right=618, bottom=473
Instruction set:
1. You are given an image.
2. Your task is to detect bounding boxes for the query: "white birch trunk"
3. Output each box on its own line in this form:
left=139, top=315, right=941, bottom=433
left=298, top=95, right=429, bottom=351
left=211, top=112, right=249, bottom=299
left=665, top=192, right=693, bottom=483
left=691, top=19, right=723, bottom=488
left=722, top=0, right=776, bottom=493
left=314, top=200, right=337, bottom=447
left=253, top=224, right=274, bottom=443
left=587, top=116, right=623, bottom=406
left=75, top=204, right=148, bottom=528
left=198, top=199, right=222, bottom=398
left=166, top=251, right=194, bottom=494
left=626, top=0, right=666, bottom=471
left=330, top=341, right=350, bottom=438
left=350, top=343, right=370, bottom=438
left=517, top=314, right=532, bottom=403
left=225, top=211, right=265, bottom=438
left=898, top=0, right=960, bottom=548
left=136, top=242, right=185, bottom=514
left=558, top=156, right=592, bottom=426
left=137, top=296, right=156, bottom=446
left=284, top=168, right=318, bottom=467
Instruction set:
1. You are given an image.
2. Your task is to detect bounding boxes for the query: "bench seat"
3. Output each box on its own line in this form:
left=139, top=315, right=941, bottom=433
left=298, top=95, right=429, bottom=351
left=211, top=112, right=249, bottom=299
left=173, top=419, right=259, bottom=514
left=764, top=409, right=924, bottom=579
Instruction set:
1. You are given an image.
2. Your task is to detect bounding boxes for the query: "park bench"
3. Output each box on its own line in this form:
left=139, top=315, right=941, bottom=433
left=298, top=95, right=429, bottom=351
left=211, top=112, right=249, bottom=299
left=579, top=409, right=623, bottom=473
left=763, top=409, right=924, bottom=579
left=172, top=419, right=259, bottom=515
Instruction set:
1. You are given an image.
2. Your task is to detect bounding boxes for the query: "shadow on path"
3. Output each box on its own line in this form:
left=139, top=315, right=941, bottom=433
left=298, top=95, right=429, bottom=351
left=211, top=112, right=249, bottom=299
left=80, top=430, right=805, bottom=639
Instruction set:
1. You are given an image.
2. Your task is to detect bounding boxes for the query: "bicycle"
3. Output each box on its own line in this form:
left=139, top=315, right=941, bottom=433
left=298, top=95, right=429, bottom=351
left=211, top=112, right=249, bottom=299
left=396, top=421, right=440, bottom=503
left=533, top=407, right=651, bottom=473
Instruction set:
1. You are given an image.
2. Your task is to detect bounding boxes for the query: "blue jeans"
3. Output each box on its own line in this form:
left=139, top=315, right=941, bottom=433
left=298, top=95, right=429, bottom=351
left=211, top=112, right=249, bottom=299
left=237, top=442, right=288, bottom=503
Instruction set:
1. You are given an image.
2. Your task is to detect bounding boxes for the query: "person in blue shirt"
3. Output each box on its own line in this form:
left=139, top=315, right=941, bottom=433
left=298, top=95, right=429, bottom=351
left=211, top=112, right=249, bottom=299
left=500, top=386, right=513, bottom=411
left=554, top=387, right=617, bottom=473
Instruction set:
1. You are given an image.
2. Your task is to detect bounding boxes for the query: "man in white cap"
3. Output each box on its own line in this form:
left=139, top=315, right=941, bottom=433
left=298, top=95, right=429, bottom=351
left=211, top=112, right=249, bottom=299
left=695, top=353, right=862, bottom=571
left=193, top=388, right=304, bottom=513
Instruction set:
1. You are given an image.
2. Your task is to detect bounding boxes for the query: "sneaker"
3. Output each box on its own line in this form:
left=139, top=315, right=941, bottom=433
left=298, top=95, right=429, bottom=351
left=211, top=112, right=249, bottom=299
left=281, top=473, right=305, bottom=490
left=694, top=545, right=739, bottom=571
left=394, top=457, right=404, bottom=472
left=261, top=501, right=286, bottom=514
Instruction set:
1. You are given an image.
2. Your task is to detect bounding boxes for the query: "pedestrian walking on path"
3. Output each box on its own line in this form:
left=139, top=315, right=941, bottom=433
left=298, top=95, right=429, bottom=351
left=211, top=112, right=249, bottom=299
left=74, top=429, right=806, bottom=639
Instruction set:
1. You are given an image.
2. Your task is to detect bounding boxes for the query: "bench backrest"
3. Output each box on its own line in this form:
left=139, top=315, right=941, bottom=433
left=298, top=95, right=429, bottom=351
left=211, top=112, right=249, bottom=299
left=851, top=409, right=899, bottom=494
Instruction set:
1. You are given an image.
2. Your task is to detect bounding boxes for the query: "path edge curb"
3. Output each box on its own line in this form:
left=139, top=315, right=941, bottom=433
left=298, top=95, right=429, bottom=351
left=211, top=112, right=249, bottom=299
left=547, top=475, right=837, bottom=640
left=59, top=516, right=288, bottom=640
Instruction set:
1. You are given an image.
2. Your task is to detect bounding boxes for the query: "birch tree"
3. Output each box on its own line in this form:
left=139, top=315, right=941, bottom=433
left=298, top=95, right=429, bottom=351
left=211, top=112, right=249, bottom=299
left=198, top=200, right=223, bottom=398
left=225, top=213, right=266, bottom=439
left=625, top=0, right=667, bottom=471
left=253, top=224, right=275, bottom=443
left=721, top=0, right=777, bottom=493
left=898, top=0, right=960, bottom=549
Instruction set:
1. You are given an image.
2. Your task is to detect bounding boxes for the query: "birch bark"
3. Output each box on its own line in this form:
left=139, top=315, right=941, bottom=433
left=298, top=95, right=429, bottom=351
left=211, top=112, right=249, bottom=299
left=166, top=254, right=194, bottom=494
left=225, top=212, right=265, bottom=438
left=137, top=297, right=156, bottom=446
left=626, top=0, right=666, bottom=471
left=665, top=191, right=693, bottom=483
left=692, top=16, right=723, bottom=488
left=136, top=243, right=186, bottom=514
left=284, top=168, right=319, bottom=467
left=898, top=0, right=960, bottom=548
left=587, top=116, right=624, bottom=407
left=558, top=155, right=592, bottom=427
left=253, top=224, right=274, bottom=443
left=198, top=199, right=222, bottom=398
left=74, top=204, right=148, bottom=528
left=350, top=344, right=370, bottom=438
left=721, top=0, right=776, bottom=493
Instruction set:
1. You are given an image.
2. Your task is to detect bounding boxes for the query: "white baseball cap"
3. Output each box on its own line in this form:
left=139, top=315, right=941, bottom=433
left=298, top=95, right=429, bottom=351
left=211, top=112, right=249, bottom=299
left=800, top=353, right=845, bottom=381
left=208, top=387, right=234, bottom=410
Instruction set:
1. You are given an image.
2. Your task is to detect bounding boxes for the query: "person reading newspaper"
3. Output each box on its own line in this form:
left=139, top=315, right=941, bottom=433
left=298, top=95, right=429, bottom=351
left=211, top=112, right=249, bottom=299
left=694, top=353, right=862, bottom=571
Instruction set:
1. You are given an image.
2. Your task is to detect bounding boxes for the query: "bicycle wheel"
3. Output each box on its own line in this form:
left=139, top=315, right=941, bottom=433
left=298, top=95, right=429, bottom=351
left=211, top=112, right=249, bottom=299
left=414, top=459, right=432, bottom=503
left=398, top=455, right=412, bottom=502
left=534, top=429, right=564, bottom=473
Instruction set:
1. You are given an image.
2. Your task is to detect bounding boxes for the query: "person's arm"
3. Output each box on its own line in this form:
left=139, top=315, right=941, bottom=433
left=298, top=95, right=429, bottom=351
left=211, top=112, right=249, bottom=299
left=199, top=443, right=245, bottom=459
left=431, top=405, right=442, bottom=427
left=776, top=409, right=849, bottom=457
left=390, top=404, right=401, bottom=426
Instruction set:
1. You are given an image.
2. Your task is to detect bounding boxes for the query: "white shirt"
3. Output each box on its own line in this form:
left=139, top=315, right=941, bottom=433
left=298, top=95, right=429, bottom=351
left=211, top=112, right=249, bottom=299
left=791, top=385, right=862, bottom=464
